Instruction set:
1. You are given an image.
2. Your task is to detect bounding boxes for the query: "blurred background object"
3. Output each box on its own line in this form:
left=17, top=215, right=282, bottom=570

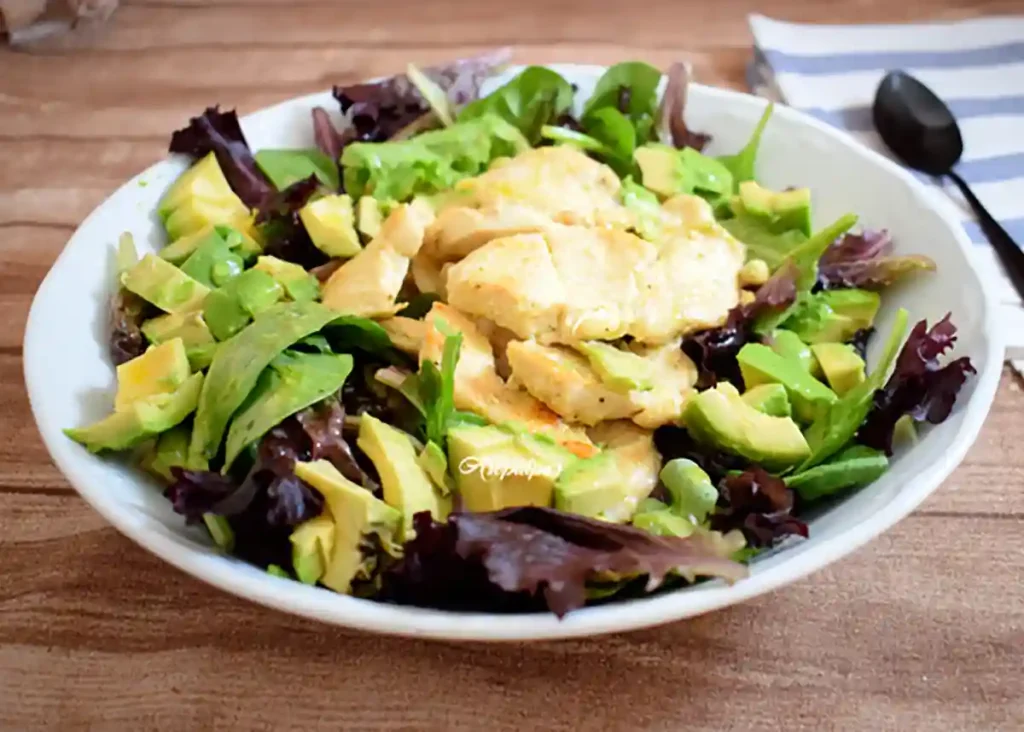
left=0, top=0, right=118, bottom=50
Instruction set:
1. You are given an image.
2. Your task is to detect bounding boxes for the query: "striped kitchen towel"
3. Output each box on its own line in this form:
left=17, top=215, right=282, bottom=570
left=748, top=14, right=1024, bottom=370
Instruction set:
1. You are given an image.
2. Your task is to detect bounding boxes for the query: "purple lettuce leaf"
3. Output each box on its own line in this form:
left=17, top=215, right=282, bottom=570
left=859, top=314, right=976, bottom=454
left=656, top=62, right=711, bottom=151
left=311, top=107, right=351, bottom=191
left=109, top=289, right=153, bottom=365
left=380, top=507, right=747, bottom=617
left=818, top=229, right=936, bottom=290
left=333, top=49, right=510, bottom=144
left=682, top=260, right=798, bottom=388
left=296, top=400, right=381, bottom=494
left=168, top=106, right=274, bottom=209
left=256, top=175, right=329, bottom=268
left=709, top=467, right=808, bottom=548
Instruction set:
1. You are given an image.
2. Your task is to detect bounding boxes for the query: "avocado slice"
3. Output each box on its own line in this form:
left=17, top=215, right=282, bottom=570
left=121, top=254, right=210, bottom=315
left=289, top=513, right=335, bottom=585
left=737, top=343, right=837, bottom=423
left=632, top=504, right=697, bottom=538
left=785, top=444, right=887, bottom=501
left=768, top=329, right=821, bottom=377
left=736, top=180, right=813, bottom=236
left=179, top=229, right=245, bottom=288
left=783, top=289, right=881, bottom=344
left=810, top=343, right=865, bottom=396
left=357, top=414, right=450, bottom=535
left=553, top=452, right=625, bottom=519
left=141, top=424, right=192, bottom=482
left=634, top=144, right=733, bottom=201
left=299, top=194, right=362, bottom=258
left=159, top=152, right=254, bottom=242
left=188, top=301, right=339, bottom=465
left=448, top=423, right=576, bottom=513
left=575, top=341, right=655, bottom=392
left=293, top=460, right=402, bottom=593
left=253, top=255, right=321, bottom=302
left=114, top=338, right=191, bottom=412
left=66, top=371, right=204, bottom=453
left=659, top=458, right=718, bottom=523
left=222, top=350, right=353, bottom=469
left=141, top=312, right=218, bottom=371
left=682, top=382, right=810, bottom=470
left=740, top=383, right=792, bottom=418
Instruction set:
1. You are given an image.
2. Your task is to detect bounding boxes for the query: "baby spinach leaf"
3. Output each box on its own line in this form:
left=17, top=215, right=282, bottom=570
left=459, top=66, right=575, bottom=143
left=717, top=103, right=773, bottom=188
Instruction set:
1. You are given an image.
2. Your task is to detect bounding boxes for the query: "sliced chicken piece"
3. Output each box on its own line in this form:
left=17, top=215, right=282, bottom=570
left=410, top=252, right=448, bottom=299
left=505, top=341, right=637, bottom=426
left=420, top=303, right=593, bottom=453
left=378, top=316, right=426, bottom=356
left=446, top=219, right=744, bottom=346
left=625, top=339, right=698, bottom=428
left=322, top=203, right=434, bottom=318
left=507, top=337, right=697, bottom=429
left=586, top=421, right=662, bottom=522
left=444, top=233, right=566, bottom=340
left=422, top=146, right=631, bottom=263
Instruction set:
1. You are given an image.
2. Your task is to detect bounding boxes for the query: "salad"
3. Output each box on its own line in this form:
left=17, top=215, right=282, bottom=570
left=65, top=53, right=976, bottom=617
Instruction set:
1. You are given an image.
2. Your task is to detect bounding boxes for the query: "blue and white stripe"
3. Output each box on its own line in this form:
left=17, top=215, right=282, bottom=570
left=749, top=14, right=1024, bottom=361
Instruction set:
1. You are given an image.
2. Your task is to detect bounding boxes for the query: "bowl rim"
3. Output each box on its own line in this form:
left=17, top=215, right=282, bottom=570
left=23, top=67, right=1004, bottom=641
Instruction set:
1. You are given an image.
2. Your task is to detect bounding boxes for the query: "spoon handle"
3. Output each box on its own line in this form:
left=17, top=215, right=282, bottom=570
left=946, top=170, right=1024, bottom=298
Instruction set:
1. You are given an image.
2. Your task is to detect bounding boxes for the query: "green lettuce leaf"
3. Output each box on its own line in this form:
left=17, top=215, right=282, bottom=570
left=341, top=114, right=529, bottom=200
left=458, top=66, right=574, bottom=143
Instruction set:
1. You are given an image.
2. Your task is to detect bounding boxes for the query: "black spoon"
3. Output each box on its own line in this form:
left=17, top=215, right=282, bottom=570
left=873, top=70, right=1024, bottom=297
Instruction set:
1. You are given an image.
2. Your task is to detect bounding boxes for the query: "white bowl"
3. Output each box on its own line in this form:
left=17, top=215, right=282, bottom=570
left=24, top=64, right=1002, bottom=641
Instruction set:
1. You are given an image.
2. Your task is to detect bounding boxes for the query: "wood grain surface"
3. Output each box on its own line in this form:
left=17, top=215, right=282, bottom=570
left=2, top=1, right=1023, bottom=729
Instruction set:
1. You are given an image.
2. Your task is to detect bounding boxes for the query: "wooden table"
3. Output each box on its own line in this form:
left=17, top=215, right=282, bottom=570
left=2, top=1, right=1023, bottom=729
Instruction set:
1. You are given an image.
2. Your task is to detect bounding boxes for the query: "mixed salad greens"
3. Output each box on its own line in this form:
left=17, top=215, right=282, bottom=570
left=65, top=52, right=976, bottom=617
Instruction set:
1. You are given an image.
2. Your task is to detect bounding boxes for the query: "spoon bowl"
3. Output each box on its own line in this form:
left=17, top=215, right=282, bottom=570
left=873, top=71, right=963, bottom=175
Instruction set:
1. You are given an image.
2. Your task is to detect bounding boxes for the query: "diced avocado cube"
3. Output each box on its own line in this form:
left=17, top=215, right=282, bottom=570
left=122, top=254, right=210, bottom=314
left=741, top=383, right=792, bottom=418
left=255, top=148, right=339, bottom=191
left=417, top=440, right=453, bottom=495
left=179, top=228, right=245, bottom=289
left=784, top=289, right=881, bottom=344
left=737, top=343, right=837, bottom=423
left=293, top=460, right=402, bottom=593
left=289, top=513, right=335, bottom=585
left=115, top=338, right=191, bottom=411
left=635, top=145, right=680, bottom=198
left=299, top=194, right=362, bottom=258
left=575, top=341, right=655, bottom=392
left=768, top=329, right=821, bottom=377
left=356, top=196, right=384, bottom=240
left=233, top=269, right=285, bottom=316
left=634, top=144, right=733, bottom=201
left=682, top=382, right=810, bottom=470
left=811, top=343, right=866, bottom=396
left=65, top=372, right=204, bottom=453
left=164, top=198, right=253, bottom=243
left=357, top=415, right=449, bottom=537
left=253, top=255, right=321, bottom=302
left=449, top=423, right=577, bottom=514
left=202, top=288, right=251, bottom=341
left=142, top=311, right=216, bottom=349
